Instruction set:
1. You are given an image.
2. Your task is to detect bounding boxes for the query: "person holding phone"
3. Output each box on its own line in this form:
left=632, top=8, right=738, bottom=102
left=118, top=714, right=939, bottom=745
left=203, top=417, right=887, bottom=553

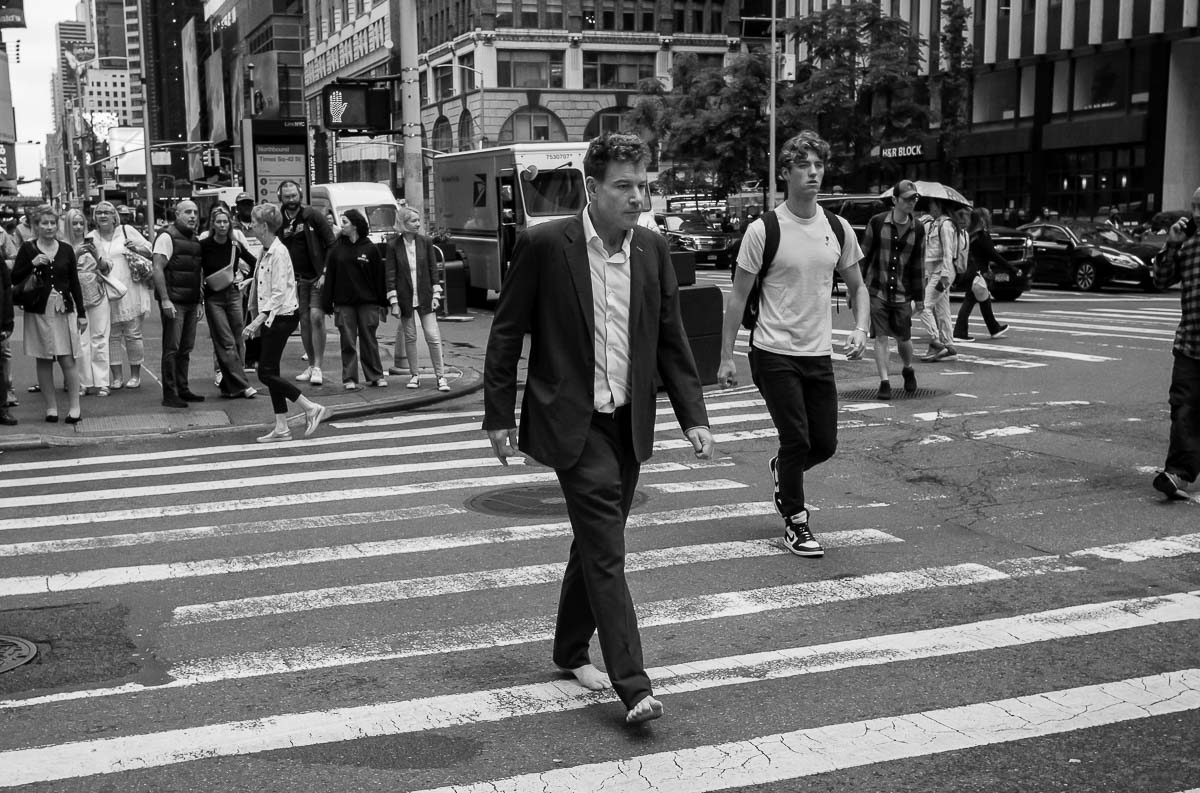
left=1150, top=187, right=1200, bottom=500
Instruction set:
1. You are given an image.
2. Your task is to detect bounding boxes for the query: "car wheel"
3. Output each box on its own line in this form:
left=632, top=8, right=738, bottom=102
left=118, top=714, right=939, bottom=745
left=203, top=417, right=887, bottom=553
left=1072, top=260, right=1101, bottom=291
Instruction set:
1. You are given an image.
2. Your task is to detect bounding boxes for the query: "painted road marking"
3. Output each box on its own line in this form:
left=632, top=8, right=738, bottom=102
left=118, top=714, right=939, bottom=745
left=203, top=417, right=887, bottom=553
left=3, top=592, right=1197, bottom=784
left=6, top=531, right=1197, bottom=708
left=642, top=479, right=745, bottom=493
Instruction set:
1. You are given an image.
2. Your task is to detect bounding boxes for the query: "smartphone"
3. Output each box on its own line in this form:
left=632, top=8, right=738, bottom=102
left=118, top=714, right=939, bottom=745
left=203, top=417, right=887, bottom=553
left=1185, top=217, right=1198, bottom=239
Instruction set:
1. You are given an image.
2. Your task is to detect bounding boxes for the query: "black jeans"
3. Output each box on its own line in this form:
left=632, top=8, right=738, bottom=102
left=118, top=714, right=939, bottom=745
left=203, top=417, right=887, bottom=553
left=552, top=406, right=649, bottom=710
left=1166, top=350, right=1200, bottom=484
left=257, top=312, right=302, bottom=414
left=954, top=287, right=1002, bottom=337
left=749, top=349, right=838, bottom=516
left=160, top=302, right=199, bottom=397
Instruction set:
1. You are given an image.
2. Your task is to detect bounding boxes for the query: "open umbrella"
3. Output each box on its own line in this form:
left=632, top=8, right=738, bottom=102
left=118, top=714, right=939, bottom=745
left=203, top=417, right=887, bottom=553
left=879, top=181, right=972, bottom=208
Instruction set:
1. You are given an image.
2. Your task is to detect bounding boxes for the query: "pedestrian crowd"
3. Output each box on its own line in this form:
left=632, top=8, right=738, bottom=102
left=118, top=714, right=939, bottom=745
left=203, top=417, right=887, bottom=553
left=0, top=186, right=452, bottom=441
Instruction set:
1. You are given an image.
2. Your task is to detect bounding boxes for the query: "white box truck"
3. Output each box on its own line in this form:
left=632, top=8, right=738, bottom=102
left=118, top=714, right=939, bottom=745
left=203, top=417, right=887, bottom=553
left=431, top=142, right=589, bottom=302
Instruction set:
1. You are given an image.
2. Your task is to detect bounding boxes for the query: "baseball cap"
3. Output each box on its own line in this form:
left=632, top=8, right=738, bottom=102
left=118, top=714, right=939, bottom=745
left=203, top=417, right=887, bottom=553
left=235, top=192, right=253, bottom=203
left=893, top=180, right=919, bottom=200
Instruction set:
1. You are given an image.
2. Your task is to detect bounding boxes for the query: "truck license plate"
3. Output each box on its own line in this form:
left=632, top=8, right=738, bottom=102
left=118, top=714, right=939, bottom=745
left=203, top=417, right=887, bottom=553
left=995, top=273, right=1010, bottom=282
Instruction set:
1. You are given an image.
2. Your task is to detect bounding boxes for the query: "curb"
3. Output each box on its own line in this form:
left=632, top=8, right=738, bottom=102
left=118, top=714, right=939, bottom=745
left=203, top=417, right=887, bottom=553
left=0, top=367, right=486, bottom=452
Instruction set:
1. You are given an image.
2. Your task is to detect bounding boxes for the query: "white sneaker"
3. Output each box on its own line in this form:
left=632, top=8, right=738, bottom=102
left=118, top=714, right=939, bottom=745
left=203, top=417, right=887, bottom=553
left=406, top=375, right=420, bottom=389
left=309, top=367, right=324, bottom=386
left=437, top=377, right=450, bottom=392
left=214, top=371, right=223, bottom=387
left=295, top=366, right=313, bottom=382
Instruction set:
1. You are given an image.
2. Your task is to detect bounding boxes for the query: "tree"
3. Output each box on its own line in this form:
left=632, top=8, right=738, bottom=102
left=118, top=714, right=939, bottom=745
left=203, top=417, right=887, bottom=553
left=933, top=0, right=974, bottom=183
left=787, top=0, right=929, bottom=186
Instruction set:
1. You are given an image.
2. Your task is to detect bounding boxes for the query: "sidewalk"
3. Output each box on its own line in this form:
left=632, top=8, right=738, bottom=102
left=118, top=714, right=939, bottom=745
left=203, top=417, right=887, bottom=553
left=1, top=308, right=490, bottom=451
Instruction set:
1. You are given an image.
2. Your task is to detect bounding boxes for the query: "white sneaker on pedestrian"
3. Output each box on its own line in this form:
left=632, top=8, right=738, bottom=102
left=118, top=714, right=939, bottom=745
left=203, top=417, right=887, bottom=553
left=309, top=367, right=324, bottom=386
left=214, top=371, right=223, bottom=387
left=407, top=375, right=420, bottom=389
left=295, top=366, right=313, bottom=382
left=437, top=377, right=450, bottom=392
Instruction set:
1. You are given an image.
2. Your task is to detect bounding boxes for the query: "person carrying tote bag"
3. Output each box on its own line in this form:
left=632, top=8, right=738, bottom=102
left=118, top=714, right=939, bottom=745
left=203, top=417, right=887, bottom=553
left=953, top=207, right=1013, bottom=342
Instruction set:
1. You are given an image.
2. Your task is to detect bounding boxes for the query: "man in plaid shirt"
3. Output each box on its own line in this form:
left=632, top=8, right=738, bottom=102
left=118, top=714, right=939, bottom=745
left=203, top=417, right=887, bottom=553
left=861, top=180, right=926, bottom=400
left=1151, top=186, right=1200, bottom=500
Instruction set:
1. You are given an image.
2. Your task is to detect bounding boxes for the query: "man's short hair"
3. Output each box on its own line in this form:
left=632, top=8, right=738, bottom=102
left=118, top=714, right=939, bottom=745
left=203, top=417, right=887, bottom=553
left=583, top=132, right=650, bottom=181
left=252, top=202, right=283, bottom=234
left=778, top=130, right=831, bottom=173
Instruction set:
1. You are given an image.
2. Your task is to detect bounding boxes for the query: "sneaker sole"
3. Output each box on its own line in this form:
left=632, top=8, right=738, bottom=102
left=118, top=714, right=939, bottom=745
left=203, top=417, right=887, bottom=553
left=768, top=457, right=785, bottom=517
left=785, top=543, right=824, bottom=558
left=1153, top=473, right=1190, bottom=500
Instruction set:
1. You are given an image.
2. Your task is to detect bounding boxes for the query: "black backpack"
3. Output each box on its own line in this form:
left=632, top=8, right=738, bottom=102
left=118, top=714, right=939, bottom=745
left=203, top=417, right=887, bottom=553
left=736, top=207, right=847, bottom=330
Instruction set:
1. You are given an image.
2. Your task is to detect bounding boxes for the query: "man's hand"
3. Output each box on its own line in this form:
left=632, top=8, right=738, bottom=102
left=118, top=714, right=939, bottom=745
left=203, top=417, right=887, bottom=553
left=685, top=427, right=715, bottom=460
left=161, top=299, right=176, bottom=319
left=390, top=301, right=401, bottom=318
left=717, top=359, right=737, bottom=388
left=843, top=328, right=867, bottom=360
left=1167, top=217, right=1192, bottom=245
left=914, top=301, right=925, bottom=313
left=487, top=428, right=520, bottom=465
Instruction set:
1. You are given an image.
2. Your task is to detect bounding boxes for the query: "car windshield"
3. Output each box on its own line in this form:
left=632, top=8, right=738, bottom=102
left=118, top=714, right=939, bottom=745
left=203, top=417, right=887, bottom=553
left=520, top=171, right=587, bottom=216
left=666, top=215, right=716, bottom=233
left=1073, top=224, right=1133, bottom=246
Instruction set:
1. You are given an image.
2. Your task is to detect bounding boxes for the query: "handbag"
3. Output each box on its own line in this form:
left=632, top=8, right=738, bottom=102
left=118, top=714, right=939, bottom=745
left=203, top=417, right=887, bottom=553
left=971, top=273, right=991, bottom=302
left=122, top=225, right=155, bottom=283
left=99, top=271, right=128, bottom=301
left=13, top=270, right=44, bottom=310
left=204, top=243, right=239, bottom=291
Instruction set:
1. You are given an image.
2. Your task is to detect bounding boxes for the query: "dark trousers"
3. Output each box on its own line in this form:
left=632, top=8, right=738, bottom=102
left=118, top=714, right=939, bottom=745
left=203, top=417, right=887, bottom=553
left=749, top=349, right=838, bottom=516
left=160, top=302, right=199, bottom=397
left=257, top=312, right=302, bottom=414
left=552, top=406, right=649, bottom=710
left=242, top=289, right=260, bottom=367
left=205, top=287, right=251, bottom=395
left=1166, top=350, right=1200, bottom=484
left=335, top=304, right=384, bottom=384
left=954, top=289, right=1002, bottom=336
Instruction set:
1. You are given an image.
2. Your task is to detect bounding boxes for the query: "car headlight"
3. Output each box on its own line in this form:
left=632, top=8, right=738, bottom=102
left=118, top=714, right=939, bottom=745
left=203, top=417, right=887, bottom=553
left=680, top=236, right=699, bottom=250
left=1108, top=253, right=1143, bottom=269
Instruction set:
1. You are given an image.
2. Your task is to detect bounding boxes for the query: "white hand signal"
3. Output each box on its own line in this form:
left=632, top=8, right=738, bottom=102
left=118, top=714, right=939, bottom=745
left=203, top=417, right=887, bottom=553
left=329, top=90, right=349, bottom=124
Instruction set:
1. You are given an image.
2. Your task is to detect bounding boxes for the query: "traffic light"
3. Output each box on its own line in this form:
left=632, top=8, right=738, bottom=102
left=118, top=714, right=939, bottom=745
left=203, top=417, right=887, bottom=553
left=322, top=83, right=391, bottom=132
left=203, top=148, right=219, bottom=168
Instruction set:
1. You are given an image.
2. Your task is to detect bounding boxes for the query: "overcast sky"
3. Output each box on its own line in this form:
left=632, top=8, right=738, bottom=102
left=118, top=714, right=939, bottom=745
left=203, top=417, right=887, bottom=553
left=8, top=0, right=86, bottom=195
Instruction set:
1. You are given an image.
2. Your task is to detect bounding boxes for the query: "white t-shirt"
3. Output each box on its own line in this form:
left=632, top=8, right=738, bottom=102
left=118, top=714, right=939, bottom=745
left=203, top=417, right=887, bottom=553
left=736, top=202, right=863, bottom=357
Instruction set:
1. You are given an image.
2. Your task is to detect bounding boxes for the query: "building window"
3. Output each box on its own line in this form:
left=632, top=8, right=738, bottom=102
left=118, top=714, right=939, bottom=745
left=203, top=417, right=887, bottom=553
left=1072, top=51, right=1126, bottom=112
left=435, top=64, right=456, bottom=99
left=643, top=11, right=655, bottom=30
left=519, top=1, right=539, bottom=27
left=583, top=51, right=657, bottom=88
left=972, top=69, right=1018, bottom=123
left=497, top=50, right=565, bottom=88
left=545, top=0, right=564, bottom=27
left=432, top=116, right=453, bottom=152
left=624, top=11, right=635, bottom=29
left=583, top=4, right=597, bottom=28
left=496, top=1, right=513, bottom=27
left=501, top=108, right=568, bottom=142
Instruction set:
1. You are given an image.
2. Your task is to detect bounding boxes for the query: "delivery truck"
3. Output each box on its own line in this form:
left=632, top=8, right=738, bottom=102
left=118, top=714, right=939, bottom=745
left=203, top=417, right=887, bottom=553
left=431, top=142, right=589, bottom=303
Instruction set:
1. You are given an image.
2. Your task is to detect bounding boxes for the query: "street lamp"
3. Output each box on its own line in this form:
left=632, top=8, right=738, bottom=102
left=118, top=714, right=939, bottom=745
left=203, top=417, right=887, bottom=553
left=438, top=62, right=488, bottom=149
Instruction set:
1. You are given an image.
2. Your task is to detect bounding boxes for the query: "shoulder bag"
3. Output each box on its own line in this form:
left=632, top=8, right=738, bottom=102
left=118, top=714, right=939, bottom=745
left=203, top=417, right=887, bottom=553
left=204, top=242, right=238, bottom=291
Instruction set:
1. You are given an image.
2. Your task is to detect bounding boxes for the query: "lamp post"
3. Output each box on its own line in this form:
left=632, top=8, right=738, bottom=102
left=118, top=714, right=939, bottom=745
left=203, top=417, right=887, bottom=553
left=440, top=62, right=488, bottom=149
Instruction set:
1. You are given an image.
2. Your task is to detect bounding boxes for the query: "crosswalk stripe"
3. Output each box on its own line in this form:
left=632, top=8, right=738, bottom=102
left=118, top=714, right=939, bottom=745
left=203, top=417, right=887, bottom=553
left=408, top=669, right=1200, bottom=793
left=3, top=591, right=1197, bottom=784
left=168, top=530, right=900, bottom=626
left=992, top=316, right=1174, bottom=337
left=0, top=460, right=732, bottom=532
left=8, top=531, right=1196, bottom=708
left=937, top=342, right=1117, bottom=362
left=0, top=502, right=780, bottom=597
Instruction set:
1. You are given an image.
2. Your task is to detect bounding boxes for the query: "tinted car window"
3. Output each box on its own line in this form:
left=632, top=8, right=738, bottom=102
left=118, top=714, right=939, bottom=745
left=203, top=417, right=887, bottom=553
left=1040, top=226, right=1071, bottom=244
left=1074, top=225, right=1132, bottom=246
left=840, top=199, right=886, bottom=226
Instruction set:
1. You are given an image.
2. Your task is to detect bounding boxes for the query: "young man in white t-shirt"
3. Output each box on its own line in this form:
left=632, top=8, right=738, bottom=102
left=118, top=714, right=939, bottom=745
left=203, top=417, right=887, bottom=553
left=717, top=131, right=871, bottom=558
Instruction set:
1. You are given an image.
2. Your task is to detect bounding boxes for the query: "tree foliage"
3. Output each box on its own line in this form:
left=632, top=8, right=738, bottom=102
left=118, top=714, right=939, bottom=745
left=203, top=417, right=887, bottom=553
left=933, top=0, right=973, bottom=183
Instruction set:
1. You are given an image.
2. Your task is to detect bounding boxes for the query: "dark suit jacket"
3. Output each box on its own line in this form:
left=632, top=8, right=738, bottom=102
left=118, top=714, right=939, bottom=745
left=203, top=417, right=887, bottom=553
left=483, top=212, right=708, bottom=470
left=385, top=233, right=440, bottom=316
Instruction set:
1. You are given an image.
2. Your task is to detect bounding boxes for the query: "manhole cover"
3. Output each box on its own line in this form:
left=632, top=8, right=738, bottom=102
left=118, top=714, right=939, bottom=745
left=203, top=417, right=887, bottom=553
left=466, top=484, right=648, bottom=517
left=0, top=635, right=37, bottom=674
left=840, top=387, right=946, bottom=401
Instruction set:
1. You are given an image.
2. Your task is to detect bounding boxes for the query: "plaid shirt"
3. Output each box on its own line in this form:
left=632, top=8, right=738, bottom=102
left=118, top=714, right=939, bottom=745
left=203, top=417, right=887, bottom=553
left=861, top=211, right=926, bottom=305
left=1154, top=235, right=1200, bottom=359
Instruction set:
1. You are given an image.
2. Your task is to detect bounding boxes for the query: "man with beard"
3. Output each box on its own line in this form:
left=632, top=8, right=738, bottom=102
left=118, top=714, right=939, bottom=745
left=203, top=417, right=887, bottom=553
left=277, top=180, right=335, bottom=386
left=151, top=201, right=206, bottom=408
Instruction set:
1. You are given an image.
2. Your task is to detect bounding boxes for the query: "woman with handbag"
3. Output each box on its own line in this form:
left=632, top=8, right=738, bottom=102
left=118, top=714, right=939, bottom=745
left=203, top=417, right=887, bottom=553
left=66, top=209, right=113, bottom=396
left=242, top=203, right=328, bottom=442
left=953, top=207, right=1013, bottom=343
left=11, top=205, right=86, bottom=423
left=88, top=201, right=154, bottom=390
left=201, top=207, right=257, bottom=399
left=386, top=206, right=450, bottom=392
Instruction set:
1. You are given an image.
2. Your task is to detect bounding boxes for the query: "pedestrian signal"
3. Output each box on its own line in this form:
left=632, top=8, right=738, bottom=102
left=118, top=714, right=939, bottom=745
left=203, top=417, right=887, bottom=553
left=321, top=83, right=391, bottom=132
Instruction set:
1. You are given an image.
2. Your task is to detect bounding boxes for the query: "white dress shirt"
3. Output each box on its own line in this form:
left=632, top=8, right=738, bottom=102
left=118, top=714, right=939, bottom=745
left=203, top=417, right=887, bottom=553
left=582, top=207, right=633, bottom=413
left=406, top=237, right=419, bottom=309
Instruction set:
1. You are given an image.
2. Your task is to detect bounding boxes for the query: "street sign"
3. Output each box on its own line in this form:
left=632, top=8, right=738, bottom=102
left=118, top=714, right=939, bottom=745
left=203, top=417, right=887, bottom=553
left=0, top=0, right=26, bottom=29
left=321, top=83, right=391, bottom=132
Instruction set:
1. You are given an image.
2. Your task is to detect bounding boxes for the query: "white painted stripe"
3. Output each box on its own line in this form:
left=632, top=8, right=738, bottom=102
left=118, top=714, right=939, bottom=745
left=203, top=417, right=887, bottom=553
left=912, top=401, right=1091, bottom=422
left=4, top=592, right=1198, bottom=784
left=992, top=317, right=1174, bottom=338
left=0, top=505, right=467, bottom=557
left=8, top=533, right=1197, bottom=710
left=950, top=343, right=1116, bottom=362
left=170, top=530, right=900, bottom=626
left=0, top=503, right=778, bottom=597
left=0, top=460, right=731, bottom=532
left=411, top=670, right=1200, bottom=793
left=642, top=479, right=745, bottom=493
left=970, top=426, right=1036, bottom=439
left=329, top=409, right=485, bottom=429
left=953, top=355, right=1046, bottom=369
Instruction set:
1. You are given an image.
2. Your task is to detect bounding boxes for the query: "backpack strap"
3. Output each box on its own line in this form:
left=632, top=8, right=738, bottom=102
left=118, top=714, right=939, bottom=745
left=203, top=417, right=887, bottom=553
left=821, top=206, right=846, bottom=252
left=760, top=210, right=780, bottom=276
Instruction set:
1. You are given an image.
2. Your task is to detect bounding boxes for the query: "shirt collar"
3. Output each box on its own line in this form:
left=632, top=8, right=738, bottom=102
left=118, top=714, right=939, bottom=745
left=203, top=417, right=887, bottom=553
left=582, top=206, right=632, bottom=261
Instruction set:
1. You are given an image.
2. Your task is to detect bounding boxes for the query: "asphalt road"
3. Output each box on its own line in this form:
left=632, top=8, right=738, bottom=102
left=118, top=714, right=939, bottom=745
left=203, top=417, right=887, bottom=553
left=1, top=279, right=1198, bottom=792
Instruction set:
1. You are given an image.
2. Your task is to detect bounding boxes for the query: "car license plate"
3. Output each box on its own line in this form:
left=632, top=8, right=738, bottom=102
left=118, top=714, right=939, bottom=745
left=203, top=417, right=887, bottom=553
left=697, top=254, right=713, bottom=263
left=995, top=272, right=1010, bottom=282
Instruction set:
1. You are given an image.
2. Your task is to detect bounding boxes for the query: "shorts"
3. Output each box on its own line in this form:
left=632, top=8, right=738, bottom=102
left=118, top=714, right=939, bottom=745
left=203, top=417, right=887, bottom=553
left=869, top=296, right=912, bottom=341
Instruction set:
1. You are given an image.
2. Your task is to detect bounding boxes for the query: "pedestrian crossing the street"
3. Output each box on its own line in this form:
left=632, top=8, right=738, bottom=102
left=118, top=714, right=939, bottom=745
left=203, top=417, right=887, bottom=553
left=1, top=384, right=1197, bottom=790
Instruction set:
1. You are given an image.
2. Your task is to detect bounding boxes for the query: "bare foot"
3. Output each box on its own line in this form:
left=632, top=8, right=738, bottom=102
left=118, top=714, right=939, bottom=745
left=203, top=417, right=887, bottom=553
left=560, top=663, right=611, bottom=691
left=626, top=695, right=663, bottom=724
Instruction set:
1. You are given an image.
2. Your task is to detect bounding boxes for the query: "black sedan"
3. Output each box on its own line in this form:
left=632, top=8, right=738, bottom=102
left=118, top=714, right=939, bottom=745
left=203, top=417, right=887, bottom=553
left=1019, top=221, right=1158, bottom=291
left=654, top=212, right=735, bottom=267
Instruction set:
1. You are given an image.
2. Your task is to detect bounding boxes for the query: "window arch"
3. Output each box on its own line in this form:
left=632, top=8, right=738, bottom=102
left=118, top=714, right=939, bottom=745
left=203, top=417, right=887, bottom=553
left=497, top=105, right=568, bottom=143
left=584, top=107, right=633, bottom=138
left=457, top=110, right=475, bottom=150
left=431, top=116, right=453, bottom=153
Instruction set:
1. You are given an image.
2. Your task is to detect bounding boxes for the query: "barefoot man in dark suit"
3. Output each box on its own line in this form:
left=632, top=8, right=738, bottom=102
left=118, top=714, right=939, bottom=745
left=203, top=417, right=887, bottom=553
left=483, top=133, right=714, bottom=724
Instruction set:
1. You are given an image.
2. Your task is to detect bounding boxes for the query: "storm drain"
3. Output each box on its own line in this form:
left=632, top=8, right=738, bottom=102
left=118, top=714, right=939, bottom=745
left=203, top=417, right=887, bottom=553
left=0, top=636, right=37, bottom=674
left=840, top=387, right=947, bottom=401
left=467, top=484, right=647, bottom=517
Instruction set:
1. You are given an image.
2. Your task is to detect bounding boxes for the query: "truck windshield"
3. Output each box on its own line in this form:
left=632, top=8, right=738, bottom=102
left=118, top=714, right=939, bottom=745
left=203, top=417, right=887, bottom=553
left=521, top=171, right=586, bottom=216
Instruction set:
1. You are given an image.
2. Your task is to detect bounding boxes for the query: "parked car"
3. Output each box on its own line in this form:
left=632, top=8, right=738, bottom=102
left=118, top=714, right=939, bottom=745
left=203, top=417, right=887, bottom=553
left=1019, top=220, right=1158, bottom=291
left=952, top=225, right=1036, bottom=301
left=816, top=193, right=888, bottom=244
left=653, top=212, right=734, bottom=267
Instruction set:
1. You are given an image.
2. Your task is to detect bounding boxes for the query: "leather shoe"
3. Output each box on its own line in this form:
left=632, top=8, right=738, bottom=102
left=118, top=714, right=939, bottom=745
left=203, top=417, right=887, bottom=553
left=162, top=394, right=189, bottom=409
left=179, top=391, right=206, bottom=402
left=0, top=411, right=17, bottom=426
left=65, top=414, right=82, bottom=425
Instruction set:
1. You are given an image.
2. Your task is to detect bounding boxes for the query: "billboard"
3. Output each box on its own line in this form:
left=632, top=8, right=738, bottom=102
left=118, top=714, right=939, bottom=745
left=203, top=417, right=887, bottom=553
left=182, top=18, right=204, bottom=180
left=0, top=1, right=26, bottom=29
left=206, top=51, right=227, bottom=144
left=0, top=141, right=16, bottom=181
left=109, top=127, right=145, bottom=177
left=241, top=118, right=308, bottom=205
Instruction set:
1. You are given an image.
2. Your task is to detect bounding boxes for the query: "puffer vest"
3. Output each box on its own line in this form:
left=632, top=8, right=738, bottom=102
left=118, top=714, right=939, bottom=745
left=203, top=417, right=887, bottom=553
left=161, top=224, right=203, bottom=304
